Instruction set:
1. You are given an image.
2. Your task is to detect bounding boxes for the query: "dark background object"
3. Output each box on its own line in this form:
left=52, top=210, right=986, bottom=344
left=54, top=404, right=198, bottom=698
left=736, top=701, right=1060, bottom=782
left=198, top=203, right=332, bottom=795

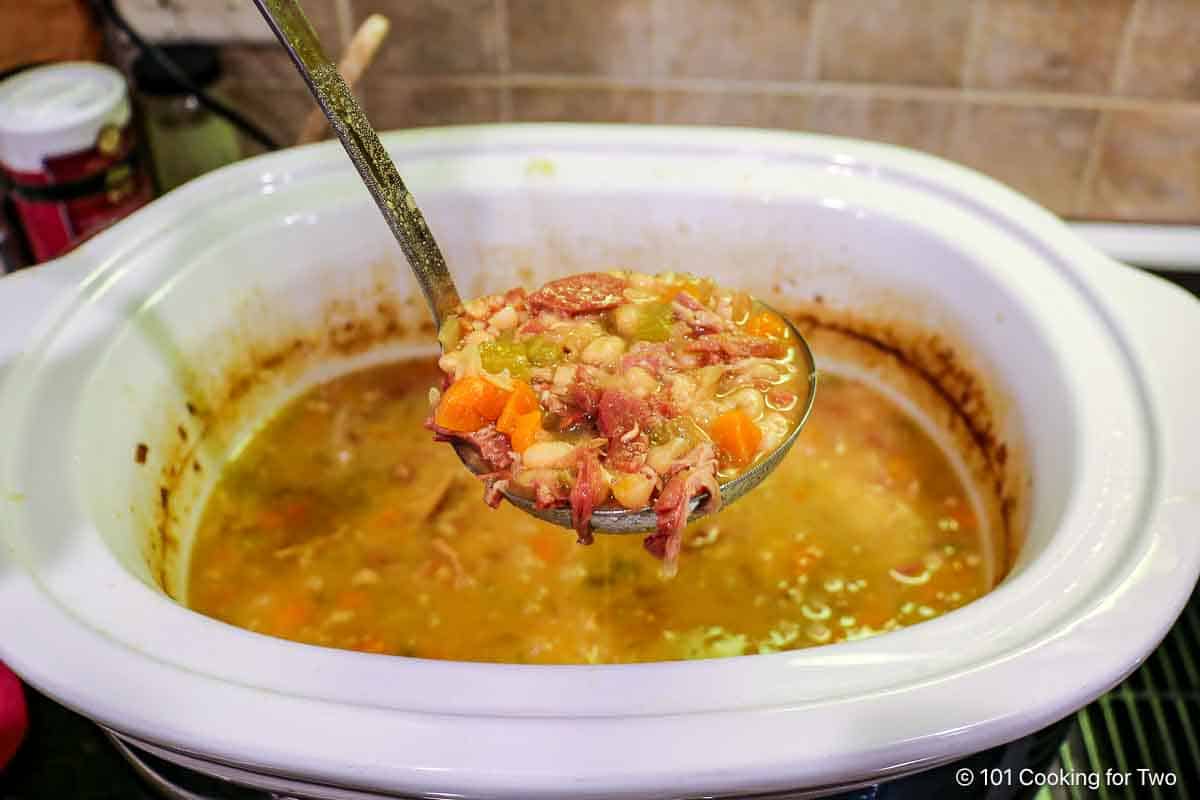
left=95, top=0, right=279, bottom=152
left=132, top=42, right=221, bottom=96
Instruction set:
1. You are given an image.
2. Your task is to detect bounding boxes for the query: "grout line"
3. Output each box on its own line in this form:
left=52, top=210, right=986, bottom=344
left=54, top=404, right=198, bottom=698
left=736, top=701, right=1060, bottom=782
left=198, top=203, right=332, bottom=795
left=1074, top=111, right=1113, bottom=217
left=960, top=0, right=989, bottom=89
left=495, top=0, right=513, bottom=121
left=1111, top=0, right=1145, bottom=96
left=949, top=0, right=990, bottom=157
left=278, top=72, right=1200, bottom=115
left=1074, top=0, right=1143, bottom=217
left=804, top=0, right=827, bottom=82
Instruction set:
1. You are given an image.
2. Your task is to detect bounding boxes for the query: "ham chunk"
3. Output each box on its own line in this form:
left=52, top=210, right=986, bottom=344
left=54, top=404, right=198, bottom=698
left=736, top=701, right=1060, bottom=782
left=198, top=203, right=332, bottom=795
left=597, top=389, right=652, bottom=473
left=645, top=444, right=721, bottom=576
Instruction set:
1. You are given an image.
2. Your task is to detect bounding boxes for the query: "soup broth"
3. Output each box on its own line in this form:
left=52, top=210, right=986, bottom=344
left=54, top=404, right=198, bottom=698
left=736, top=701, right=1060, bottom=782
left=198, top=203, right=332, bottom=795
left=187, top=358, right=991, bottom=663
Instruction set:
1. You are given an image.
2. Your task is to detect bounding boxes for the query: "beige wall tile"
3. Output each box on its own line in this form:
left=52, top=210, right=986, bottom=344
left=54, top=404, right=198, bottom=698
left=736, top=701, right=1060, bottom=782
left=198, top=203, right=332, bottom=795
left=968, top=0, right=1133, bottom=93
left=219, top=2, right=344, bottom=86
left=365, top=85, right=503, bottom=129
left=806, top=93, right=958, bottom=155
left=654, top=0, right=818, bottom=81
left=1117, top=0, right=1200, bottom=100
left=1084, top=108, right=1200, bottom=221
left=508, top=0, right=653, bottom=77
left=511, top=86, right=656, bottom=122
left=220, top=45, right=309, bottom=88
left=657, top=89, right=809, bottom=128
left=351, top=0, right=502, bottom=76
left=818, top=0, right=971, bottom=87
left=301, top=1, right=349, bottom=49
left=947, top=104, right=1098, bottom=213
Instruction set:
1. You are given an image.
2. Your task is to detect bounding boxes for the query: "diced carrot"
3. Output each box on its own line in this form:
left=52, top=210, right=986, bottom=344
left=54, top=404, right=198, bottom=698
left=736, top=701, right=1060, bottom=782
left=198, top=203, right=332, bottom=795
left=510, top=409, right=543, bottom=453
left=658, top=276, right=713, bottom=304
left=434, top=376, right=511, bottom=432
left=336, top=590, right=369, bottom=611
left=793, top=544, right=825, bottom=577
left=951, top=504, right=977, bottom=530
left=530, top=530, right=565, bottom=564
left=474, top=379, right=512, bottom=420
left=281, top=499, right=309, bottom=525
left=256, top=509, right=285, bottom=530
left=272, top=598, right=313, bottom=632
left=745, top=310, right=788, bottom=339
left=496, top=381, right=539, bottom=434
left=369, top=506, right=402, bottom=530
left=258, top=499, right=308, bottom=531
left=353, top=635, right=389, bottom=654
left=681, top=277, right=714, bottom=304
left=854, top=600, right=894, bottom=630
left=886, top=455, right=917, bottom=486
left=710, top=409, right=763, bottom=466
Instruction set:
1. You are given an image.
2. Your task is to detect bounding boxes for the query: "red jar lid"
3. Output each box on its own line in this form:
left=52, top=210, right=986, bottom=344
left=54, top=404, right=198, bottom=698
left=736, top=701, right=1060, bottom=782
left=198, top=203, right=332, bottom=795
left=0, top=660, right=27, bottom=768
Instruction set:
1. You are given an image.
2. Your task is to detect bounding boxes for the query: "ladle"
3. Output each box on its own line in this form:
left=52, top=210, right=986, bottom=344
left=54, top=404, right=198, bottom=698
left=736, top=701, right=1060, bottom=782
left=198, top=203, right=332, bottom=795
left=252, top=0, right=818, bottom=533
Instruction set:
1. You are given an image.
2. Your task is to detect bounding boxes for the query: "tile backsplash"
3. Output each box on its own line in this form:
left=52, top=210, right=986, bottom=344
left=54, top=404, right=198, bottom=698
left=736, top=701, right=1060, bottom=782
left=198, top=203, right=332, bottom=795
left=214, top=0, right=1200, bottom=222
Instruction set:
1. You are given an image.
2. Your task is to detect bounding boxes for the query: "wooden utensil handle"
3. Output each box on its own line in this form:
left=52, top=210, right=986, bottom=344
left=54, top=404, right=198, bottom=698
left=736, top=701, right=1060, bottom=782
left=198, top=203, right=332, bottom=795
left=296, top=14, right=390, bottom=146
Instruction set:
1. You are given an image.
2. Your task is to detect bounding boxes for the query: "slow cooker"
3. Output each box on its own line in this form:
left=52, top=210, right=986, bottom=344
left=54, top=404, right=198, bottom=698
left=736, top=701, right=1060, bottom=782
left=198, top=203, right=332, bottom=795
left=0, top=125, right=1197, bottom=799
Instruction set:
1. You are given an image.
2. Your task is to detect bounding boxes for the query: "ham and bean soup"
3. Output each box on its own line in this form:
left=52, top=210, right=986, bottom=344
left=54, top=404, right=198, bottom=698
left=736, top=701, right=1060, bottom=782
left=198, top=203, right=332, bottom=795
left=430, top=271, right=808, bottom=572
left=187, top=357, right=991, bottom=664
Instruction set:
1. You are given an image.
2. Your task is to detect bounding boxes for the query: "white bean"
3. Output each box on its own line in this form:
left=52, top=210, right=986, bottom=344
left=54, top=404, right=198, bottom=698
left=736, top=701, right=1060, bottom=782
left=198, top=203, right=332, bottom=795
left=462, top=298, right=490, bottom=319
left=437, top=352, right=459, bottom=376
left=647, top=437, right=691, bottom=474
left=490, top=305, right=518, bottom=331
left=669, top=374, right=698, bottom=409
left=758, top=411, right=790, bottom=454
left=688, top=399, right=719, bottom=429
left=552, top=364, right=577, bottom=388
left=612, top=303, right=641, bottom=338
left=522, top=441, right=577, bottom=469
left=462, top=329, right=491, bottom=348
left=623, top=366, right=658, bottom=399
left=581, top=335, right=627, bottom=367
left=612, top=472, right=656, bottom=509
left=695, top=365, right=724, bottom=399
left=725, top=387, right=766, bottom=420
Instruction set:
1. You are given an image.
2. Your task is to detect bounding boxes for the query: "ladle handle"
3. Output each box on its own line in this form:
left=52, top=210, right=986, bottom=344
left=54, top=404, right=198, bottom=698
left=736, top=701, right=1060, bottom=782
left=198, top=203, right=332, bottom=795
left=251, top=0, right=462, bottom=326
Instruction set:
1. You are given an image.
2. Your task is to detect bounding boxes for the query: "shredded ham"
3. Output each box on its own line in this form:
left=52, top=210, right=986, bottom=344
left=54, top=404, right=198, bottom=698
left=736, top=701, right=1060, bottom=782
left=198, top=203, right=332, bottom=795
left=597, top=389, right=651, bottom=473
left=429, top=271, right=803, bottom=577
left=426, top=420, right=514, bottom=471
left=686, top=334, right=785, bottom=364
left=426, top=419, right=516, bottom=508
left=569, top=448, right=607, bottom=545
left=531, top=474, right=569, bottom=508
left=481, top=475, right=510, bottom=508
left=645, top=443, right=721, bottom=575
left=672, top=291, right=726, bottom=335
left=620, top=342, right=676, bottom=377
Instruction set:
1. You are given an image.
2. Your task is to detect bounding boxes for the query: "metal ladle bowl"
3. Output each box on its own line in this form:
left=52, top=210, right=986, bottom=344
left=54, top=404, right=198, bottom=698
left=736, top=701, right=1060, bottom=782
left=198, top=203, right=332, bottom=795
left=492, top=318, right=817, bottom=533
left=253, top=0, right=818, bottom=534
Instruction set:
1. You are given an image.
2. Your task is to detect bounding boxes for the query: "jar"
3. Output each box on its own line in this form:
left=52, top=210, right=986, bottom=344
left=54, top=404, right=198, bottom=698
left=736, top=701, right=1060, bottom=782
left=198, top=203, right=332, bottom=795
left=133, top=45, right=242, bottom=193
left=0, top=62, right=153, bottom=264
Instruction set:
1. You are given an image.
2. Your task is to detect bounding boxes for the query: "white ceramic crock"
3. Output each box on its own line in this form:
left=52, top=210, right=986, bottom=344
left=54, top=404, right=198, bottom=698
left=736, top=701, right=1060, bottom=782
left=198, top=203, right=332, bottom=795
left=0, top=125, right=1198, bottom=799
